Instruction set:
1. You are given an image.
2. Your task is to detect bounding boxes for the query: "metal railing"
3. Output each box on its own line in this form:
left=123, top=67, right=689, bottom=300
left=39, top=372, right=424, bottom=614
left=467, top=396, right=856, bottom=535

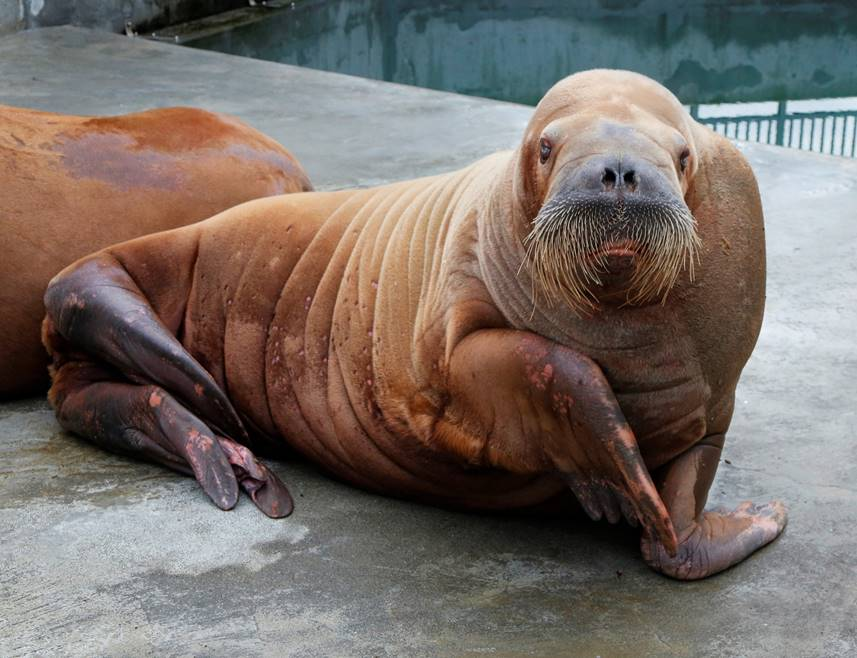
left=690, top=102, right=857, bottom=158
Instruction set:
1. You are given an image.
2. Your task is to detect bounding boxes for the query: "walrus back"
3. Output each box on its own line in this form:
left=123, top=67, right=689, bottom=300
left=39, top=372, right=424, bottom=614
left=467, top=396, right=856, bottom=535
left=0, top=103, right=311, bottom=397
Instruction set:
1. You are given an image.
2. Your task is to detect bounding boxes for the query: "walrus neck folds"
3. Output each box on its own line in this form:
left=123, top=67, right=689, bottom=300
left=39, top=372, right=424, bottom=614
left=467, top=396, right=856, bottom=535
left=476, top=156, right=583, bottom=343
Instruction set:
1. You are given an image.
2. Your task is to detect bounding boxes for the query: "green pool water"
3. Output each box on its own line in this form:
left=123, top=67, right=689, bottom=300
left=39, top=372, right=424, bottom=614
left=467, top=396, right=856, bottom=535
left=177, top=0, right=857, bottom=156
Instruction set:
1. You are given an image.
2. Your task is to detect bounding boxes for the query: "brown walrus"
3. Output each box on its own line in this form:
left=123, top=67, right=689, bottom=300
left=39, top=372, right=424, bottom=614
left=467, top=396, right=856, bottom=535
left=42, top=70, right=786, bottom=580
left=1, top=104, right=311, bottom=398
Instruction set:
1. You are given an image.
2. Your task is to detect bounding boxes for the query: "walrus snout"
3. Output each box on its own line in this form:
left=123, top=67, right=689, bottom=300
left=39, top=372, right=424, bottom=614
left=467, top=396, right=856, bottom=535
left=524, top=157, right=700, bottom=311
left=557, top=154, right=677, bottom=203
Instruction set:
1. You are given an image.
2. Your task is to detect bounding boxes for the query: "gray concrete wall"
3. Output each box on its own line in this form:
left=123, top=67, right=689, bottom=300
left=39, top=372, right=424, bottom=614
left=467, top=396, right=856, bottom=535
left=0, top=0, right=245, bottom=35
left=185, top=0, right=857, bottom=106
left=0, top=1, right=24, bottom=35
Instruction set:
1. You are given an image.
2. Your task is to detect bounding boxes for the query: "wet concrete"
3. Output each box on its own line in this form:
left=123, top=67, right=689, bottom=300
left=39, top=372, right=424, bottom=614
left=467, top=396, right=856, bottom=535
left=1, top=26, right=855, bottom=657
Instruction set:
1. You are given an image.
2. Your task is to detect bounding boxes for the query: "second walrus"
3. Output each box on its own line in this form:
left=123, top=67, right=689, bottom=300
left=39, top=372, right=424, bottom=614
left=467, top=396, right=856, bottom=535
left=0, top=104, right=311, bottom=397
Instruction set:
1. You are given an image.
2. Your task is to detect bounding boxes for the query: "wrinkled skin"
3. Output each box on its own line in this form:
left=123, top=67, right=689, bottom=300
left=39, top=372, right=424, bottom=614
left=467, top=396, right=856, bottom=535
left=0, top=104, right=312, bottom=397
left=43, top=71, right=786, bottom=579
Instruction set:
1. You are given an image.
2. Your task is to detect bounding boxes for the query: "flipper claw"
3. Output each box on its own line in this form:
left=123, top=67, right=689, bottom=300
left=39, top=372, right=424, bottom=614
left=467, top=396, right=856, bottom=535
left=184, top=431, right=240, bottom=511
left=217, top=436, right=294, bottom=518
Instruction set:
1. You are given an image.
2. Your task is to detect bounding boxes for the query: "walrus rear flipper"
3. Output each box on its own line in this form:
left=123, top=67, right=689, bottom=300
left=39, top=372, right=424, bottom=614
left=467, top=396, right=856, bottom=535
left=45, top=362, right=292, bottom=517
left=44, top=252, right=246, bottom=441
left=43, top=251, right=293, bottom=517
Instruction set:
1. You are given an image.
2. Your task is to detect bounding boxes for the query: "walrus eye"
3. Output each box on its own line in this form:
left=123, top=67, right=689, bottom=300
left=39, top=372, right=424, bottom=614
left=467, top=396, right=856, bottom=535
left=679, top=148, right=691, bottom=174
left=539, top=138, right=552, bottom=164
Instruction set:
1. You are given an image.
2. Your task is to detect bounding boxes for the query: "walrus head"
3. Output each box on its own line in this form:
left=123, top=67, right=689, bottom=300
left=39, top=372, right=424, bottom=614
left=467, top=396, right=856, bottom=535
left=514, top=70, right=701, bottom=313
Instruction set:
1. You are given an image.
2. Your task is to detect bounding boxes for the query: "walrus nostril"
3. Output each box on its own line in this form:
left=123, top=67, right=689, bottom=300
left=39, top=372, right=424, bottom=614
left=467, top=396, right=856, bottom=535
left=623, top=170, right=637, bottom=188
left=602, top=167, right=617, bottom=189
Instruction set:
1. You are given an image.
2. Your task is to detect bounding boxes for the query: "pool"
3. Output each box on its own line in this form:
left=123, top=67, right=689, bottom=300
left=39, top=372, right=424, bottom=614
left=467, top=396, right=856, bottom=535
left=165, top=0, right=857, bottom=157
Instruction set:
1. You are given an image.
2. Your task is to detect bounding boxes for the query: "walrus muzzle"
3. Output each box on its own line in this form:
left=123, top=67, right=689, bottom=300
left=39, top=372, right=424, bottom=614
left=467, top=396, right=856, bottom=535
left=524, top=189, right=700, bottom=312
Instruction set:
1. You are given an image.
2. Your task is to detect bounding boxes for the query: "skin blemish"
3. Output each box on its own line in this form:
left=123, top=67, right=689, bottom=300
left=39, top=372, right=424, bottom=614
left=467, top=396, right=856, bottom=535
left=65, top=292, right=86, bottom=310
left=187, top=430, right=214, bottom=453
left=550, top=391, right=575, bottom=414
left=55, top=132, right=185, bottom=191
left=524, top=361, right=555, bottom=391
left=148, top=390, right=163, bottom=407
left=515, top=340, right=549, bottom=364
left=224, top=143, right=304, bottom=182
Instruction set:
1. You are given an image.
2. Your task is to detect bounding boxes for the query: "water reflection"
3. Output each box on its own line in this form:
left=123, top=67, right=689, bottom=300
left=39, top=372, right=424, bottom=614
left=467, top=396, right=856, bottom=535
left=181, top=0, right=857, bottom=156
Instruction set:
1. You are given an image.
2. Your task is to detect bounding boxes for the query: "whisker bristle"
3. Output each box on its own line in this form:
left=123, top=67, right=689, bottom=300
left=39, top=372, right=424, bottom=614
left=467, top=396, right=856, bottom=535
left=520, top=193, right=698, bottom=313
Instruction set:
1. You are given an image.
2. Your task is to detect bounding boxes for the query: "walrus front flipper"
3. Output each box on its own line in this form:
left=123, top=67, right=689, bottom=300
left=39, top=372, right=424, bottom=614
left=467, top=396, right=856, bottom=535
left=44, top=252, right=246, bottom=442
left=445, top=329, right=678, bottom=556
left=639, top=433, right=786, bottom=580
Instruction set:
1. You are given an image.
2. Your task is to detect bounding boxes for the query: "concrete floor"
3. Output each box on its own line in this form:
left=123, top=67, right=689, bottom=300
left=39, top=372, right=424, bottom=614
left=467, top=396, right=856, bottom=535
left=1, top=26, right=856, bottom=657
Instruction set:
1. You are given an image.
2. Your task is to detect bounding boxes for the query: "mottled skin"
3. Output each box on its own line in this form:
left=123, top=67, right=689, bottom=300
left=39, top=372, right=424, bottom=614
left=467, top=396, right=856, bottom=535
left=1, top=104, right=312, bottom=397
left=43, top=71, right=786, bottom=579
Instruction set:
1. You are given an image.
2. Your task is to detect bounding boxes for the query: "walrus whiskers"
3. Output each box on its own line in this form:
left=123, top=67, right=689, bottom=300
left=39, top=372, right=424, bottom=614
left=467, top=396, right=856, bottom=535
left=523, top=193, right=701, bottom=312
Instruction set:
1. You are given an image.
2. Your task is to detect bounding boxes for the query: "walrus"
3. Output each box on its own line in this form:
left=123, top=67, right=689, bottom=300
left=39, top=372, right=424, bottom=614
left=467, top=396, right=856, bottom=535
left=42, top=70, right=786, bottom=580
left=0, top=104, right=311, bottom=398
